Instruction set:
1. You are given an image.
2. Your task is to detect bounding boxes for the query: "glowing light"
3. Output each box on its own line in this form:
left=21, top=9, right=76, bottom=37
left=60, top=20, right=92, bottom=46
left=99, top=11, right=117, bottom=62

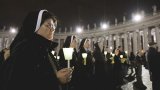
left=132, top=13, right=143, bottom=22
left=10, top=27, right=17, bottom=34
left=101, top=22, right=109, bottom=29
left=76, top=27, right=83, bottom=33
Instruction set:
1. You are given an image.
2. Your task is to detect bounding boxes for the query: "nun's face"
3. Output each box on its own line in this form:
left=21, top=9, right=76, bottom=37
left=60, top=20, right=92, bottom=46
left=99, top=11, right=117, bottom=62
left=36, top=18, right=56, bottom=40
left=70, top=38, right=77, bottom=48
left=84, top=40, right=90, bottom=49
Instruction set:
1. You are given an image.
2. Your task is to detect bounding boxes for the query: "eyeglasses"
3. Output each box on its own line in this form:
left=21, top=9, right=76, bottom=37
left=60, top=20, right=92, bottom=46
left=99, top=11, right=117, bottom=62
left=45, top=22, right=57, bottom=30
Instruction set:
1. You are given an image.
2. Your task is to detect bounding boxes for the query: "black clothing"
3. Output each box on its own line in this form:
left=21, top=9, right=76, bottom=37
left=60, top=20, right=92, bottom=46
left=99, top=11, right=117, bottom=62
left=147, top=47, right=160, bottom=90
left=1, top=34, right=61, bottom=90
left=93, top=42, right=112, bottom=90
left=0, top=50, right=5, bottom=69
left=75, top=47, right=94, bottom=90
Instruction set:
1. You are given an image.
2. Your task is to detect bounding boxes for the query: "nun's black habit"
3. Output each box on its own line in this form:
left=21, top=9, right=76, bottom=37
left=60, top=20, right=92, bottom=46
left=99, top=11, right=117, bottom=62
left=0, top=10, right=61, bottom=90
left=75, top=38, right=94, bottom=90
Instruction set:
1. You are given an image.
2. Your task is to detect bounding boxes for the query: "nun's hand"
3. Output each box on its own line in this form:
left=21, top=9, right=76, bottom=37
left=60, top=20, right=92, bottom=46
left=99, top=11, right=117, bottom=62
left=56, top=67, right=73, bottom=84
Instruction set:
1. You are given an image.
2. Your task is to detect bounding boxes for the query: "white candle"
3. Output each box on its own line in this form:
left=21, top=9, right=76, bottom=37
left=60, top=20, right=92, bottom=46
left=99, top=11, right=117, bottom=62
left=57, top=56, right=60, bottom=60
left=120, top=55, right=123, bottom=58
left=51, top=51, right=55, bottom=55
left=63, top=48, right=74, bottom=68
left=104, top=51, right=107, bottom=55
left=67, top=60, right=70, bottom=68
left=112, top=54, right=115, bottom=57
left=82, top=53, right=87, bottom=58
left=125, top=51, right=128, bottom=54
left=82, top=53, right=87, bottom=65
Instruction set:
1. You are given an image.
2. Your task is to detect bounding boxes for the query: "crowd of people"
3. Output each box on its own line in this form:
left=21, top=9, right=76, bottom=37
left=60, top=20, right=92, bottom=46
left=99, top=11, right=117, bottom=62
left=0, top=9, right=160, bottom=90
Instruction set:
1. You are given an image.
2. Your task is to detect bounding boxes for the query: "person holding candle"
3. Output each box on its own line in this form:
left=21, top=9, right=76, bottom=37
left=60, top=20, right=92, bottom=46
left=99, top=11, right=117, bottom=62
left=92, top=42, right=113, bottom=90
left=112, top=49, right=123, bottom=90
left=147, top=42, right=160, bottom=90
left=133, top=50, right=147, bottom=89
left=58, top=35, right=78, bottom=90
left=1, top=10, right=73, bottom=90
left=117, top=46, right=128, bottom=82
left=76, top=38, right=94, bottom=90
left=59, top=35, right=78, bottom=69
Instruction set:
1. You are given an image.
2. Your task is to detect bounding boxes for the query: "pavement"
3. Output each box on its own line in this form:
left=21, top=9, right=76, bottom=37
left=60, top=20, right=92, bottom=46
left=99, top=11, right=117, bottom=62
left=121, top=66, right=152, bottom=90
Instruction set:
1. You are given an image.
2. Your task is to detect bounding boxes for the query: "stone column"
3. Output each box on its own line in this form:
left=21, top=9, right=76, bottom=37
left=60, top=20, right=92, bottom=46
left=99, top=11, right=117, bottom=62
left=108, top=34, right=113, bottom=52
left=115, top=34, right=120, bottom=49
left=0, top=37, right=2, bottom=50
left=98, top=37, right=104, bottom=51
left=152, top=5, right=157, bottom=15
left=123, top=16, right=126, bottom=24
left=148, top=28, right=152, bottom=43
left=137, top=30, right=141, bottom=50
left=128, top=32, right=132, bottom=53
left=87, top=24, right=90, bottom=31
left=115, top=18, right=118, bottom=26
left=70, top=27, right=72, bottom=33
left=143, top=28, right=149, bottom=51
left=124, top=33, right=128, bottom=53
left=133, top=31, right=138, bottom=54
left=59, top=28, right=61, bottom=34
left=155, top=26, right=160, bottom=51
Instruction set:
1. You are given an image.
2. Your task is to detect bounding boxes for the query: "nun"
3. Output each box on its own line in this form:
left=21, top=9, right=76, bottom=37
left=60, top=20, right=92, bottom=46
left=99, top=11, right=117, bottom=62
left=58, top=35, right=78, bottom=69
left=75, top=38, right=94, bottom=90
left=1, top=10, right=73, bottom=90
left=58, top=35, right=78, bottom=90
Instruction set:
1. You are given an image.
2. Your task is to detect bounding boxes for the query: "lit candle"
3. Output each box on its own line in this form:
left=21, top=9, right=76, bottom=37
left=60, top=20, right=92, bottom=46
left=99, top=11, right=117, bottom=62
left=63, top=48, right=74, bottom=68
left=104, top=51, right=107, bottom=55
left=120, top=55, right=123, bottom=58
left=112, top=53, right=115, bottom=57
left=51, top=50, right=55, bottom=55
left=110, top=46, right=112, bottom=50
left=82, top=53, right=87, bottom=65
left=125, top=51, right=128, bottom=54
left=104, top=51, right=107, bottom=60
left=57, top=56, right=60, bottom=60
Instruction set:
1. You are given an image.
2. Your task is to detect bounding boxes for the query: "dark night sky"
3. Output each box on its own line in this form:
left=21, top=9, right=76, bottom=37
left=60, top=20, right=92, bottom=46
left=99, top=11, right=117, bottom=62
left=0, top=0, right=160, bottom=30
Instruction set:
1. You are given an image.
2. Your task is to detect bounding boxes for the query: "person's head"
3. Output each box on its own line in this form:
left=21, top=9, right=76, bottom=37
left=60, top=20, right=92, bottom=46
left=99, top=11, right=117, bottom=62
left=114, top=49, right=119, bottom=55
left=79, top=38, right=90, bottom=50
left=137, top=50, right=143, bottom=56
left=130, top=51, right=135, bottom=56
left=118, top=46, right=123, bottom=51
left=2, top=48, right=10, bottom=60
left=10, top=10, right=57, bottom=50
left=63, top=35, right=77, bottom=48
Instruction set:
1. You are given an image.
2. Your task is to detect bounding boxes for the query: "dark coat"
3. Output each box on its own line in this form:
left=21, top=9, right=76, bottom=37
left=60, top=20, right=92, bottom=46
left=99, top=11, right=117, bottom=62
left=0, top=51, right=4, bottom=69
left=1, top=34, right=61, bottom=90
left=92, top=42, right=112, bottom=90
left=75, top=47, right=94, bottom=90
left=147, top=47, right=159, bottom=73
left=58, top=48, right=78, bottom=90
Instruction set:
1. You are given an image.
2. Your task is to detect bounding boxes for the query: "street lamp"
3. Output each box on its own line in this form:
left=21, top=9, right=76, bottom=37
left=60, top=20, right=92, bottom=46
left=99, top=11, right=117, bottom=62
left=132, top=13, right=144, bottom=22
left=76, top=26, right=83, bottom=33
left=101, top=22, right=109, bottom=29
left=10, top=27, right=17, bottom=34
